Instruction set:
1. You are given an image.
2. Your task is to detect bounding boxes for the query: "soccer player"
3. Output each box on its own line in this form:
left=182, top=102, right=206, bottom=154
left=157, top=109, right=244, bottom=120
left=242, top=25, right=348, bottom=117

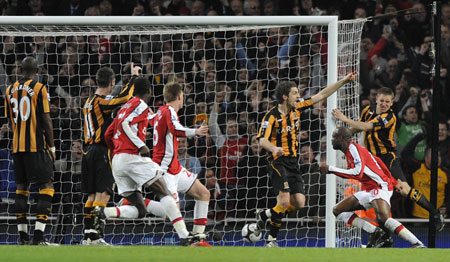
left=4, top=56, right=58, bottom=245
left=320, top=127, right=425, bottom=248
left=256, top=73, right=355, bottom=247
left=332, top=87, right=444, bottom=238
left=96, top=77, right=200, bottom=246
left=149, top=82, right=211, bottom=246
left=81, top=63, right=137, bottom=245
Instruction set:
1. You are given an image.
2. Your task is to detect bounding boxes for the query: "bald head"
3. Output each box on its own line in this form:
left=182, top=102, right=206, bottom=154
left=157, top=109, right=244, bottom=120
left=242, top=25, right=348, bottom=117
left=331, top=126, right=352, bottom=151
left=335, top=126, right=352, bottom=140
left=21, top=56, right=38, bottom=78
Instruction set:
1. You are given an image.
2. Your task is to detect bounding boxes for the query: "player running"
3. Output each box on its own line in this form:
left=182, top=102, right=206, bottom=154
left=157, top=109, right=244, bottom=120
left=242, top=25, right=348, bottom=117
left=95, top=77, right=201, bottom=246
left=320, top=127, right=425, bottom=248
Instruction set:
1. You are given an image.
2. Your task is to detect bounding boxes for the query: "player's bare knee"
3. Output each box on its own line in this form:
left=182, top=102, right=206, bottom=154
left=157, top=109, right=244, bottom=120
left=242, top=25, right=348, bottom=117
left=376, top=211, right=389, bottom=224
left=279, top=199, right=290, bottom=209
left=197, top=186, right=210, bottom=201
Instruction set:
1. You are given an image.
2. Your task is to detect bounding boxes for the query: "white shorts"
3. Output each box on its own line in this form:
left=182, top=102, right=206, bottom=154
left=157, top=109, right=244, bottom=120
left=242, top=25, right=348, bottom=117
left=353, top=188, right=393, bottom=210
left=112, top=153, right=163, bottom=196
left=163, top=166, right=197, bottom=203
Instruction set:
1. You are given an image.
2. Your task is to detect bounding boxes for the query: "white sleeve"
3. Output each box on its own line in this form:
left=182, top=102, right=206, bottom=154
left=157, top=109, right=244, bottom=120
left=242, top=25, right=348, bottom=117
left=121, top=101, right=147, bottom=149
left=208, top=111, right=226, bottom=148
left=329, top=144, right=363, bottom=176
left=169, top=106, right=196, bottom=137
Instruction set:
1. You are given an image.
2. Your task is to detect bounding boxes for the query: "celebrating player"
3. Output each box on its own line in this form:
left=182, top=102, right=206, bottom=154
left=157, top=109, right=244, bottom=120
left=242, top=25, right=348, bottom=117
left=81, top=64, right=137, bottom=245
left=95, top=77, right=200, bottom=246
left=148, top=82, right=211, bottom=246
left=4, top=56, right=58, bottom=245
left=332, top=87, right=444, bottom=242
left=320, top=127, right=425, bottom=248
left=256, top=73, right=355, bottom=247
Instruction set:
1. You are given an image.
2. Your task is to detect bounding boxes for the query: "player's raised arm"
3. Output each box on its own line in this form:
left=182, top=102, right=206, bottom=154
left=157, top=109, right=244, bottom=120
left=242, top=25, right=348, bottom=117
left=310, top=73, right=355, bottom=105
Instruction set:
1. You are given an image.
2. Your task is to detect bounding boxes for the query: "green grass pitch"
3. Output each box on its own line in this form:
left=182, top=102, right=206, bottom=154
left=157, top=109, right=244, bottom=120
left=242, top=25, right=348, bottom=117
left=0, top=246, right=449, bottom=262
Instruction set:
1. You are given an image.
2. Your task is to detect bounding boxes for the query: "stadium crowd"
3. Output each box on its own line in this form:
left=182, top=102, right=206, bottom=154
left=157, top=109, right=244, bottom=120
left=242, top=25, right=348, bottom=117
left=0, top=0, right=449, bottom=233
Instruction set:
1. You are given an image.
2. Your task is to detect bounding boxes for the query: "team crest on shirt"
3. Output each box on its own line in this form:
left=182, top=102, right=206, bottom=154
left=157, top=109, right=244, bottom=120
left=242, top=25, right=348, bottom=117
left=284, top=182, right=289, bottom=189
left=172, top=193, right=178, bottom=200
left=105, top=95, right=113, bottom=100
left=382, top=117, right=388, bottom=125
left=262, top=121, right=269, bottom=128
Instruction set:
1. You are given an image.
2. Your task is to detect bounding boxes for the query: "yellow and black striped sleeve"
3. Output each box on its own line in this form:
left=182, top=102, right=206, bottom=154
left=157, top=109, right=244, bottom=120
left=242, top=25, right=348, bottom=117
left=370, top=111, right=395, bottom=131
left=296, top=98, right=313, bottom=111
left=360, top=105, right=370, bottom=121
left=38, top=84, right=50, bottom=114
left=257, top=110, right=276, bottom=141
left=98, top=76, right=136, bottom=110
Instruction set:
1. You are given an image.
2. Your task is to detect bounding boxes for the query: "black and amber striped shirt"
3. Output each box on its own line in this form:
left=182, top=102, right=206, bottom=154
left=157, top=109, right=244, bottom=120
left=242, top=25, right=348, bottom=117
left=83, top=76, right=135, bottom=145
left=360, top=105, right=397, bottom=156
left=257, top=98, right=313, bottom=160
left=4, top=79, right=50, bottom=153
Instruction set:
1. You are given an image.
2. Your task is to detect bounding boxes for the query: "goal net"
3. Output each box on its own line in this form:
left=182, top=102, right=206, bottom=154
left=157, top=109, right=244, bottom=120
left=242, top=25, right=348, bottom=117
left=0, top=17, right=366, bottom=247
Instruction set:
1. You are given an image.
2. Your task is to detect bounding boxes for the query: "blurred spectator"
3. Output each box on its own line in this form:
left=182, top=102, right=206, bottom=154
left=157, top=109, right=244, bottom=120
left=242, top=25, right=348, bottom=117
left=401, top=134, right=450, bottom=219
left=230, top=0, right=243, bottom=16
left=53, top=140, right=83, bottom=220
left=166, top=0, right=191, bottom=15
left=54, top=0, right=89, bottom=16
left=263, top=0, right=277, bottom=16
left=178, top=136, right=202, bottom=175
left=438, top=121, right=450, bottom=170
left=236, top=135, right=270, bottom=214
left=190, top=0, right=206, bottom=16
left=98, top=0, right=113, bottom=16
left=202, top=165, right=224, bottom=219
left=396, top=105, right=427, bottom=161
left=244, top=0, right=260, bottom=16
left=442, top=3, right=450, bottom=27
left=298, top=144, right=325, bottom=223
left=84, top=6, right=100, bottom=16
left=146, top=0, right=166, bottom=16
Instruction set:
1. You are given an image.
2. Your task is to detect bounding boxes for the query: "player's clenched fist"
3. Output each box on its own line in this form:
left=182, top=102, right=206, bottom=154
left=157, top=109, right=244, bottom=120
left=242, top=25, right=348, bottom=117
left=272, top=147, right=284, bottom=156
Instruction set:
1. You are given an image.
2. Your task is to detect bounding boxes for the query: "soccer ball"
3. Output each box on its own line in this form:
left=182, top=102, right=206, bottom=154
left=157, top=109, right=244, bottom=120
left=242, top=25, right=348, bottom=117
left=241, top=223, right=262, bottom=243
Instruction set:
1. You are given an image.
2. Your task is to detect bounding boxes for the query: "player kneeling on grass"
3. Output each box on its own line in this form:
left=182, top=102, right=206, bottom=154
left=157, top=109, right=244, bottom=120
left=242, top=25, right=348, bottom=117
left=320, top=127, right=425, bottom=248
left=95, top=77, right=204, bottom=246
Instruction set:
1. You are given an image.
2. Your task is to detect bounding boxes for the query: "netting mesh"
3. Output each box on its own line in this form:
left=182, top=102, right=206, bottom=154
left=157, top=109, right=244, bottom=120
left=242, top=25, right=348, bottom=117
left=0, top=19, right=366, bottom=246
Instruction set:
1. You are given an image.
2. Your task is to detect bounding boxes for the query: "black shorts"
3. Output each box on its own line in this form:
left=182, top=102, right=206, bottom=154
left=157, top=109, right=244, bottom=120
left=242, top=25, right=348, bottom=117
left=13, top=151, right=54, bottom=185
left=268, top=156, right=305, bottom=195
left=81, top=144, right=114, bottom=194
left=377, top=152, right=406, bottom=181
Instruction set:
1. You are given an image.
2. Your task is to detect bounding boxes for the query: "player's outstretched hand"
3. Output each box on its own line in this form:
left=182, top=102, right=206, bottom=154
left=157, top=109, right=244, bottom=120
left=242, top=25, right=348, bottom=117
left=195, top=120, right=209, bottom=136
left=332, top=109, right=348, bottom=122
left=139, top=145, right=151, bottom=157
left=319, top=164, right=329, bottom=175
left=272, top=146, right=284, bottom=156
left=343, top=73, right=356, bottom=83
left=131, top=62, right=142, bottom=76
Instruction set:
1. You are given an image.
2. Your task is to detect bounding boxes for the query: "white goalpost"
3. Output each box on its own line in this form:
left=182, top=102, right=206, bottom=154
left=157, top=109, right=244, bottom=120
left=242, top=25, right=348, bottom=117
left=0, top=16, right=366, bottom=247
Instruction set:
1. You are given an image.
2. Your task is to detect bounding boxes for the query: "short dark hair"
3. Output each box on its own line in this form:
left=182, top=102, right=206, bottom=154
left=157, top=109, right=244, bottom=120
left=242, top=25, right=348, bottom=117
left=21, top=56, right=38, bottom=77
left=133, top=77, right=150, bottom=96
left=377, top=87, right=394, bottom=98
left=163, top=82, right=183, bottom=102
left=275, top=81, right=296, bottom=104
left=96, top=67, right=115, bottom=88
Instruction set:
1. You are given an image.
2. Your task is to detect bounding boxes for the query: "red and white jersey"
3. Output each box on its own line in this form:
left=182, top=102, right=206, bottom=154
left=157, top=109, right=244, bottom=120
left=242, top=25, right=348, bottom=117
left=329, top=142, right=398, bottom=191
left=150, top=105, right=195, bottom=174
left=104, top=97, right=150, bottom=157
